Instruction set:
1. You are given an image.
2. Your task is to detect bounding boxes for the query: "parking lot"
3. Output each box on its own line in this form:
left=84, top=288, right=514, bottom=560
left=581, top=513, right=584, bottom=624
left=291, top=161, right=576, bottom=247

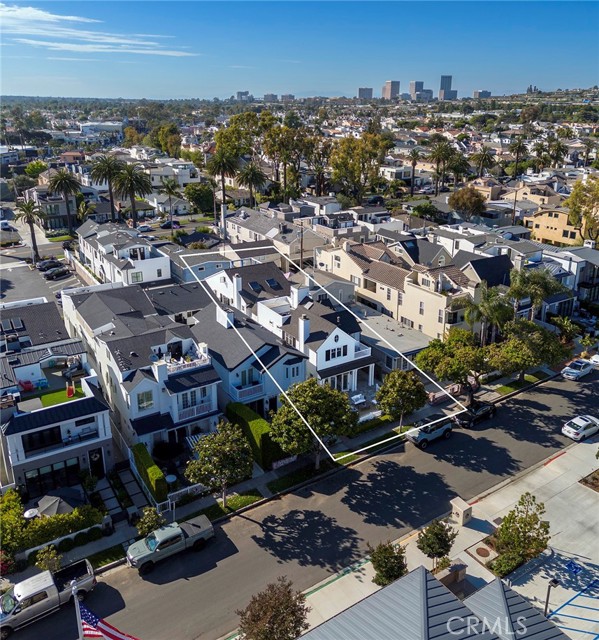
left=0, top=252, right=85, bottom=306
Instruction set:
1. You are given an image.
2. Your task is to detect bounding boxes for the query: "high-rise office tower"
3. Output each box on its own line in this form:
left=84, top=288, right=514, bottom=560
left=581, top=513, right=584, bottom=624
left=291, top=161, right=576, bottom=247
left=382, top=80, right=400, bottom=100
left=263, top=93, right=278, bottom=102
left=410, top=81, right=424, bottom=99
left=439, top=76, right=457, bottom=100
left=473, top=90, right=491, bottom=99
left=358, top=87, right=374, bottom=99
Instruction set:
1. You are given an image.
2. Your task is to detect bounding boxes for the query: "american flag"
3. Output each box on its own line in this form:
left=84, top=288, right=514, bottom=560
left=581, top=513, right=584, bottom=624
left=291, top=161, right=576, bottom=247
left=79, top=603, right=141, bottom=640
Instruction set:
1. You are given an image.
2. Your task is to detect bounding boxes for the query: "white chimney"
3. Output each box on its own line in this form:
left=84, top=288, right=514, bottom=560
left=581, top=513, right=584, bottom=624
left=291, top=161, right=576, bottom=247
left=290, top=284, right=309, bottom=309
left=216, top=305, right=234, bottom=329
left=298, top=314, right=310, bottom=352
left=233, top=273, right=242, bottom=309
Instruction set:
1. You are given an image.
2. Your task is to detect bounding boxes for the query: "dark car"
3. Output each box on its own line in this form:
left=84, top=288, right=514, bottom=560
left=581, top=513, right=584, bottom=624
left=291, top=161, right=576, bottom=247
left=37, top=259, right=62, bottom=271
left=407, top=413, right=453, bottom=450
left=160, top=220, right=181, bottom=229
left=451, top=401, right=496, bottom=428
left=62, top=240, right=74, bottom=250
left=367, top=195, right=385, bottom=206
left=44, top=266, right=70, bottom=280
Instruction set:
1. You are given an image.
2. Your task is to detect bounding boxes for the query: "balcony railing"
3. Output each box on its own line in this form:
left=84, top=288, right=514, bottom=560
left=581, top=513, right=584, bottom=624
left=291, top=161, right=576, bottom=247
left=177, top=402, right=216, bottom=422
left=354, top=345, right=372, bottom=358
left=24, top=429, right=100, bottom=459
left=231, top=382, right=264, bottom=401
left=166, top=354, right=211, bottom=374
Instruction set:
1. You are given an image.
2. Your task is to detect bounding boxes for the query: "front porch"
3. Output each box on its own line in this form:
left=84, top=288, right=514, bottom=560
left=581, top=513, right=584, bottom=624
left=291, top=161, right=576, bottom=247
left=318, top=355, right=378, bottom=394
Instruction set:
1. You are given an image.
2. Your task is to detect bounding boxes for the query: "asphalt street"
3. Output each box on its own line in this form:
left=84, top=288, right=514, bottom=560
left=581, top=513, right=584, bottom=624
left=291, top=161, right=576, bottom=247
left=14, top=373, right=598, bottom=640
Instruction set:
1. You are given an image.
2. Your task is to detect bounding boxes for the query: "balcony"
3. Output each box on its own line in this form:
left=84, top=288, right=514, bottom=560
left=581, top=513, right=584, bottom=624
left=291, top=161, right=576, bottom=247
left=177, top=402, right=216, bottom=422
left=230, top=382, right=264, bottom=402
left=354, top=344, right=372, bottom=358
left=166, top=353, right=211, bottom=374
left=24, top=429, right=100, bottom=459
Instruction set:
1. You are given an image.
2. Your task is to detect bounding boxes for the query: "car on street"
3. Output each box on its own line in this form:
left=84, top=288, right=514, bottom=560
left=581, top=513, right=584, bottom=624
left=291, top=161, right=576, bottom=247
left=588, top=354, right=599, bottom=368
left=561, top=359, right=594, bottom=380
left=561, top=415, right=599, bottom=441
left=43, top=266, right=70, bottom=280
left=36, top=259, right=62, bottom=271
left=407, top=413, right=453, bottom=449
left=451, top=401, right=496, bottom=428
left=137, top=224, right=152, bottom=232
left=160, top=220, right=181, bottom=229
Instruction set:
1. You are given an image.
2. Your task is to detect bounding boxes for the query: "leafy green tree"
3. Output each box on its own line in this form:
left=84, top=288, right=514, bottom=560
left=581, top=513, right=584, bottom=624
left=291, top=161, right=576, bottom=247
left=412, top=200, right=439, bottom=221
left=14, top=200, right=45, bottom=261
left=35, top=545, right=62, bottom=572
left=123, top=126, right=143, bottom=147
left=470, top=148, right=496, bottom=177
left=24, top=159, right=48, bottom=179
left=11, top=174, right=36, bottom=195
left=494, top=492, right=550, bottom=561
left=448, top=187, right=486, bottom=222
left=304, top=136, right=333, bottom=197
left=270, top=378, right=357, bottom=469
left=48, top=169, right=80, bottom=235
left=113, top=163, right=152, bottom=229
left=91, top=155, right=124, bottom=222
left=157, top=123, right=181, bottom=157
left=565, top=175, right=599, bottom=241
left=185, top=420, right=253, bottom=508
left=237, top=161, right=267, bottom=208
left=136, top=506, right=167, bottom=538
left=580, top=333, right=597, bottom=357
left=550, top=316, right=580, bottom=344
left=236, top=577, right=310, bottom=640
left=487, top=319, right=570, bottom=382
left=184, top=183, right=214, bottom=214
left=375, top=370, right=427, bottom=426
left=0, top=490, right=27, bottom=555
left=77, top=200, right=96, bottom=223
left=368, top=540, right=408, bottom=586
left=161, top=177, right=181, bottom=229
left=417, top=519, right=458, bottom=571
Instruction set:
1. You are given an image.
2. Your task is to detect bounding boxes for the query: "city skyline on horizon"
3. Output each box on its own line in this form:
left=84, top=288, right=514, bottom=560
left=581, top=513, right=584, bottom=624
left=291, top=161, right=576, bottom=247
left=1, top=2, right=598, bottom=101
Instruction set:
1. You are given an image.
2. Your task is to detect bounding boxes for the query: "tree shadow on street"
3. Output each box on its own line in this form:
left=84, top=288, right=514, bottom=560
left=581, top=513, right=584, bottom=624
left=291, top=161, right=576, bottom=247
left=0, top=276, right=14, bottom=298
left=251, top=508, right=362, bottom=570
left=341, top=459, right=453, bottom=529
left=432, top=432, right=521, bottom=476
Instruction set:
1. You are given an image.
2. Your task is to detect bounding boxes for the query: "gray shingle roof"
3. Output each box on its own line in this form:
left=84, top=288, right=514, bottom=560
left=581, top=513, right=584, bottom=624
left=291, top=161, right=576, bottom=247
left=163, top=367, right=220, bottom=394
left=223, top=262, right=291, bottom=306
left=0, top=302, right=68, bottom=348
left=146, top=283, right=212, bottom=316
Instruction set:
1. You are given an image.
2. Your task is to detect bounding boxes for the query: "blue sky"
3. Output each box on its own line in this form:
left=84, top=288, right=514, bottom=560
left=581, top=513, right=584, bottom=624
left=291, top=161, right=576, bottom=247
left=1, top=1, right=598, bottom=99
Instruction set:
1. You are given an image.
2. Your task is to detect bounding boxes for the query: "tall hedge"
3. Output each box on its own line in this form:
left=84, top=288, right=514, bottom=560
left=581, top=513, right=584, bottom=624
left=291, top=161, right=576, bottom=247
left=132, top=443, right=168, bottom=502
left=226, top=403, right=287, bottom=470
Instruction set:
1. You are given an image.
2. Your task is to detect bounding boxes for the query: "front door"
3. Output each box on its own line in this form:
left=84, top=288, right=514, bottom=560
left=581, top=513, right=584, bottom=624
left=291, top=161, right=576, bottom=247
left=88, top=448, right=105, bottom=479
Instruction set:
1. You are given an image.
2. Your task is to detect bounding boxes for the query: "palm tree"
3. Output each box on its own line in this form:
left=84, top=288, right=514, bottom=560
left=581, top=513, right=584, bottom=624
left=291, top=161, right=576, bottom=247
left=407, top=148, right=421, bottom=196
left=113, top=164, right=152, bottom=229
left=206, top=147, right=239, bottom=239
left=14, top=200, right=45, bottom=261
left=464, top=283, right=513, bottom=345
left=48, top=169, right=80, bottom=236
left=429, top=140, right=453, bottom=195
left=237, top=161, right=267, bottom=208
left=77, top=200, right=96, bottom=223
left=447, top=152, right=471, bottom=191
left=532, top=141, right=548, bottom=171
left=548, top=139, right=568, bottom=168
left=161, top=177, right=181, bottom=230
left=582, top=139, right=596, bottom=167
left=508, top=267, right=566, bottom=320
left=90, top=155, right=124, bottom=222
left=470, top=148, right=495, bottom=178
left=508, top=136, right=528, bottom=180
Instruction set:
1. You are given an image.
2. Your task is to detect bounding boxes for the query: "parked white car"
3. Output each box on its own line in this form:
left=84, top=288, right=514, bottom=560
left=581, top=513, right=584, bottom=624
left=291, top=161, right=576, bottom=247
left=588, top=354, right=599, bottom=368
left=561, top=359, right=594, bottom=380
left=562, top=415, right=599, bottom=441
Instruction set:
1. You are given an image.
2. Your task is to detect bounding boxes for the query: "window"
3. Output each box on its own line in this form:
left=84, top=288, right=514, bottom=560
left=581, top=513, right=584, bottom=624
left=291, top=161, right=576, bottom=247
left=419, top=302, right=425, bottom=315
left=286, top=365, right=300, bottom=379
left=137, top=391, right=153, bottom=411
left=438, top=309, right=444, bottom=323
left=534, top=223, right=540, bottom=229
left=422, top=278, right=430, bottom=287
left=398, top=292, right=403, bottom=306
left=562, top=230, right=569, bottom=238
left=418, top=324, right=423, bottom=332
left=385, top=355, right=395, bottom=369
left=131, top=272, right=143, bottom=283
left=386, top=288, right=391, bottom=301
left=157, top=269, right=162, bottom=278
left=569, top=231, right=576, bottom=239
left=351, top=275, right=361, bottom=286
left=75, top=417, right=95, bottom=427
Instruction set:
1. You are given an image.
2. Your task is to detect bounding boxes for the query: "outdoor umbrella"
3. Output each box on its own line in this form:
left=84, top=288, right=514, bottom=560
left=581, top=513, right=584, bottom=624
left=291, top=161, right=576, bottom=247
left=37, top=488, right=85, bottom=517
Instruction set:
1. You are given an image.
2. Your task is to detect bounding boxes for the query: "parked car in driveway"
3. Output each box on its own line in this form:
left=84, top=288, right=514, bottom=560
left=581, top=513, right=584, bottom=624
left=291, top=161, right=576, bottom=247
left=407, top=413, right=453, bottom=449
left=562, top=415, right=599, bottom=441
left=561, top=359, right=593, bottom=380
left=589, top=354, right=599, bottom=368
left=36, top=259, right=62, bottom=271
left=451, top=401, right=496, bottom=428
left=137, top=224, right=152, bottom=232
left=43, top=266, right=70, bottom=280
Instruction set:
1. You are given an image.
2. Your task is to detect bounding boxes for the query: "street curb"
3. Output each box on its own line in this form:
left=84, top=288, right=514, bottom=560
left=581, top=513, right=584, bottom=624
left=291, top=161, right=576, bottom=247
left=96, top=558, right=127, bottom=574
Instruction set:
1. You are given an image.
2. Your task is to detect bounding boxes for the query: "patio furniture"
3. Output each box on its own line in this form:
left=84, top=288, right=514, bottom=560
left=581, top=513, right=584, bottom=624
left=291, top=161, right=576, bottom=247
left=351, top=393, right=367, bottom=407
left=18, top=380, right=34, bottom=392
left=24, top=508, right=39, bottom=520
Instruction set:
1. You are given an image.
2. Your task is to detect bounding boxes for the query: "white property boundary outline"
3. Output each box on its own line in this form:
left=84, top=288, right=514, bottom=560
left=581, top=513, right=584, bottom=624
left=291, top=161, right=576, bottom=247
left=179, top=244, right=469, bottom=462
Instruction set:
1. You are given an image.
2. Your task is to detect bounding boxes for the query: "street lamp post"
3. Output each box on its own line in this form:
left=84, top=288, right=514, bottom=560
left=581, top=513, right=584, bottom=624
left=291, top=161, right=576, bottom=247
left=543, top=578, right=559, bottom=617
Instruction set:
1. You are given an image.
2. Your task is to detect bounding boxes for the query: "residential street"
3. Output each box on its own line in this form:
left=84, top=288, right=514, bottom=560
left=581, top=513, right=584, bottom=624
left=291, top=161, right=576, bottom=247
left=16, top=373, right=598, bottom=640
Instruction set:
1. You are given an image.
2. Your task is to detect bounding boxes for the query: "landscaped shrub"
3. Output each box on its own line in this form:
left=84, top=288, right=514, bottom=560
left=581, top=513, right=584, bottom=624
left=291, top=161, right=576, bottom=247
left=58, top=537, right=76, bottom=553
left=87, top=527, right=103, bottom=542
left=226, top=403, right=286, bottom=470
left=22, top=505, right=103, bottom=551
left=490, top=551, right=524, bottom=578
left=27, top=550, right=39, bottom=566
left=354, top=414, right=394, bottom=435
left=0, top=550, right=15, bottom=575
left=74, top=531, right=90, bottom=547
left=132, top=443, right=168, bottom=502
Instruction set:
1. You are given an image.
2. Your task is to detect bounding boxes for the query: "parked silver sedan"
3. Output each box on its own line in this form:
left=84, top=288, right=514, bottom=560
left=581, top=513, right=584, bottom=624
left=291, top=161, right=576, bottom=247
left=562, top=415, right=599, bottom=441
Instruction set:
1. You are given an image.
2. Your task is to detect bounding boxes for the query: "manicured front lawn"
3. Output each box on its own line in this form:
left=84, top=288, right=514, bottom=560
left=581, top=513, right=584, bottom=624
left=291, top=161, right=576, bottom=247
left=48, top=235, right=74, bottom=243
left=497, top=370, right=549, bottom=395
left=88, top=544, right=125, bottom=569
left=40, top=385, right=85, bottom=407
left=186, top=489, right=264, bottom=522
